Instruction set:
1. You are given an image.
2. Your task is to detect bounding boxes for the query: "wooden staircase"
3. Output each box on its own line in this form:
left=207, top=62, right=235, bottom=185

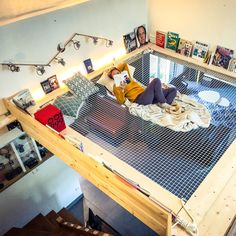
left=4, top=208, right=113, bottom=236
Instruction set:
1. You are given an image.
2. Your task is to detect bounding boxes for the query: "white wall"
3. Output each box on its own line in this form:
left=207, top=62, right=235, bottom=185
left=0, top=0, right=148, bottom=101
left=148, top=0, right=236, bottom=52
left=0, top=1, right=148, bottom=234
left=0, top=156, right=82, bottom=235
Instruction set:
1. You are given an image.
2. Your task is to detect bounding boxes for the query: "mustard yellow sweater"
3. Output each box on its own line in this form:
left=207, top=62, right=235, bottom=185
left=113, top=80, right=144, bottom=104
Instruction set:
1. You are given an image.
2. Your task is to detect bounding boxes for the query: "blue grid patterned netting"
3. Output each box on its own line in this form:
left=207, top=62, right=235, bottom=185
left=70, top=53, right=236, bottom=200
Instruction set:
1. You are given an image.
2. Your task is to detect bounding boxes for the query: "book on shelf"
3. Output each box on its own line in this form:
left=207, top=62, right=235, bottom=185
left=156, top=31, right=166, bottom=48
left=192, top=41, right=209, bottom=62
left=212, top=46, right=234, bottom=69
left=134, top=24, right=148, bottom=48
left=166, top=31, right=179, bottom=52
left=177, top=38, right=193, bottom=57
left=203, top=50, right=214, bottom=64
left=228, top=58, right=236, bottom=72
left=123, top=31, right=137, bottom=53
left=12, top=89, right=38, bottom=115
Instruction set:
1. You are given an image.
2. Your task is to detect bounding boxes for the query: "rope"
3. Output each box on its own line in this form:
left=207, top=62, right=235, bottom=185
left=172, top=199, right=199, bottom=236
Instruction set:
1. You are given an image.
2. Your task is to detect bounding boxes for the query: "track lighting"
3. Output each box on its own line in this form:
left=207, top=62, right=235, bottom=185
left=55, top=57, right=66, bottom=66
left=8, top=63, right=20, bottom=72
left=36, top=66, right=46, bottom=76
left=1, top=33, right=113, bottom=74
left=73, top=40, right=81, bottom=50
left=108, top=40, right=113, bottom=47
left=93, top=37, right=98, bottom=45
left=57, top=43, right=65, bottom=52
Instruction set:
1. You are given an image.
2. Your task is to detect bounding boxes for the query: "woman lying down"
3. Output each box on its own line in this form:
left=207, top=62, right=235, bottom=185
left=107, top=66, right=210, bottom=132
left=108, top=67, right=181, bottom=113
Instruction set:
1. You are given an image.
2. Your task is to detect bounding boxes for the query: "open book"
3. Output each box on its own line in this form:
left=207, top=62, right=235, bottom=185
left=113, top=70, right=130, bottom=86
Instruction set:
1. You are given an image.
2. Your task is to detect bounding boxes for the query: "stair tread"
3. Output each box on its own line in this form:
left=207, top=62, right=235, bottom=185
left=46, top=210, right=61, bottom=228
left=4, top=227, right=50, bottom=236
left=24, top=213, right=57, bottom=232
left=46, top=210, right=91, bottom=236
left=58, top=208, right=83, bottom=225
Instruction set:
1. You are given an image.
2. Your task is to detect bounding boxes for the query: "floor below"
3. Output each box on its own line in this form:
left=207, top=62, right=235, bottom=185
left=68, top=177, right=157, bottom=236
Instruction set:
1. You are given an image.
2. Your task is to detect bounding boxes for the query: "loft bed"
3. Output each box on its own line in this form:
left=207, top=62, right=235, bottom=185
left=4, top=44, right=236, bottom=236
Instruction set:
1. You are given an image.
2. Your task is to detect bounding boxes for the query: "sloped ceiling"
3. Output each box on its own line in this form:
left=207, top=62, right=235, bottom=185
left=0, top=0, right=89, bottom=26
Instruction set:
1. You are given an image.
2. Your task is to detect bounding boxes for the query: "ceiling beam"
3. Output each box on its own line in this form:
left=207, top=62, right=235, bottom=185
left=0, top=0, right=89, bottom=27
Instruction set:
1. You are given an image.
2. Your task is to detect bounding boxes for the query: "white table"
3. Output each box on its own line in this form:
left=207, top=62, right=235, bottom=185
left=198, top=90, right=230, bottom=107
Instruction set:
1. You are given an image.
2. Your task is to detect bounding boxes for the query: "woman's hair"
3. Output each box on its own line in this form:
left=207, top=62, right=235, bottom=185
left=108, top=67, right=120, bottom=79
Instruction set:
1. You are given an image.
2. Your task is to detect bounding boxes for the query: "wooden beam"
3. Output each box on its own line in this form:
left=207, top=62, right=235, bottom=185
left=0, top=0, right=90, bottom=26
left=198, top=170, right=236, bottom=235
left=4, top=98, right=181, bottom=236
left=177, top=138, right=236, bottom=236
left=0, top=114, right=16, bottom=130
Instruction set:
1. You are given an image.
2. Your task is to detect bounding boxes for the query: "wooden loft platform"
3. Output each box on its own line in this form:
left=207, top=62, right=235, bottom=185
left=3, top=99, right=175, bottom=236
left=4, top=44, right=236, bottom=236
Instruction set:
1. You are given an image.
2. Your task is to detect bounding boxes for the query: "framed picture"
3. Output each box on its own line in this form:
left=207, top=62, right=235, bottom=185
left=123, top=32, right=137, bottom=53
left=41, top=75, right=60, bottom=94
left=83, top=58, right=94, bottom=74
left=41, top=80, right=52, bottom=94
left=48, top=75, right=60, bottom=91
left=134, top=24, right=149, bottom=48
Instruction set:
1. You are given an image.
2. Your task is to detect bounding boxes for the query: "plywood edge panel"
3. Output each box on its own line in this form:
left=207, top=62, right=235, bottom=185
left=177, top=139, right=236, bottom=235
left=198, top=171, right=236, bottom=235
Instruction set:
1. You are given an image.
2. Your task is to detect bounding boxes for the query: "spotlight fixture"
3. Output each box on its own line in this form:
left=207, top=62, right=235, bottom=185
left=108, top=40, right=113, bottom=47
left=36, top=66, right=45, bottom=76
left=106, top=40, right=113, bottom=47
left=93, top=37, right=98, bottom=45
left=55, top=57, right=66, bottom=66
left=8, top=63, right=20, bottom=72
left=57, top=43, right=65, bottom=52
left=72, top=40, right=81, bottom=50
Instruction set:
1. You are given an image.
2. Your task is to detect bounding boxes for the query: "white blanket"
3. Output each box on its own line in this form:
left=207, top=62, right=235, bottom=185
left=125, top=94, right=211, bottom=132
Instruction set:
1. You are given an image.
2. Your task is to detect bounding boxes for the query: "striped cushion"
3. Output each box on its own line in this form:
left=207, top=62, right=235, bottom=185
left=63, top=72, right=99, bottom=100
left=53, top=92, right=84, bottom=118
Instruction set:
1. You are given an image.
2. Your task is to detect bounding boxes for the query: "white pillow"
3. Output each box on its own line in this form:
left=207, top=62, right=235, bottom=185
left=97, top=64, right=136, bottom=93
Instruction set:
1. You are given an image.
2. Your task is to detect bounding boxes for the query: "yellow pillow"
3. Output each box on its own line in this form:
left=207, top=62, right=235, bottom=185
left=97, top=63, right=135, bottom=93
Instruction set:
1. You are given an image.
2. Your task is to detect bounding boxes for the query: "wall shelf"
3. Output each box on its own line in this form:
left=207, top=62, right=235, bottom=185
left=0, top=127, right=53, bottom=193
left=0, top=151, right=53, bottom=193
left=0, top=127, right=24, bottom=149
left=148, top=43, right=236, bottom=84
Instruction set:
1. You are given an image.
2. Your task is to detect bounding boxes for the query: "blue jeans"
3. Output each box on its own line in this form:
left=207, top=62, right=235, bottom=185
left=135, top=78, right=177, bottom=105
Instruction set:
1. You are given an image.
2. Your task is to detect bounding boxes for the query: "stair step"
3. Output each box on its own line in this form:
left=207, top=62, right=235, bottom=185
left=58, top=208, right=83, bottom=225
left=56, top=215, right=113, bottom=236
left=24, top=213, right=57, bottom=232
left=46, top=210, right=61, bottom=228
left=4, top=227, right=50, bottom=236
left=46, top=210, right=91, bottom=236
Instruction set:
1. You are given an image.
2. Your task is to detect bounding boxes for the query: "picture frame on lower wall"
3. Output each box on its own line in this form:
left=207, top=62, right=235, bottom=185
left=83, top=58, right=94, bottom=74
left=40, top=80, right=52, bottom=94
left=41, top=75, right=60, bottom=94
